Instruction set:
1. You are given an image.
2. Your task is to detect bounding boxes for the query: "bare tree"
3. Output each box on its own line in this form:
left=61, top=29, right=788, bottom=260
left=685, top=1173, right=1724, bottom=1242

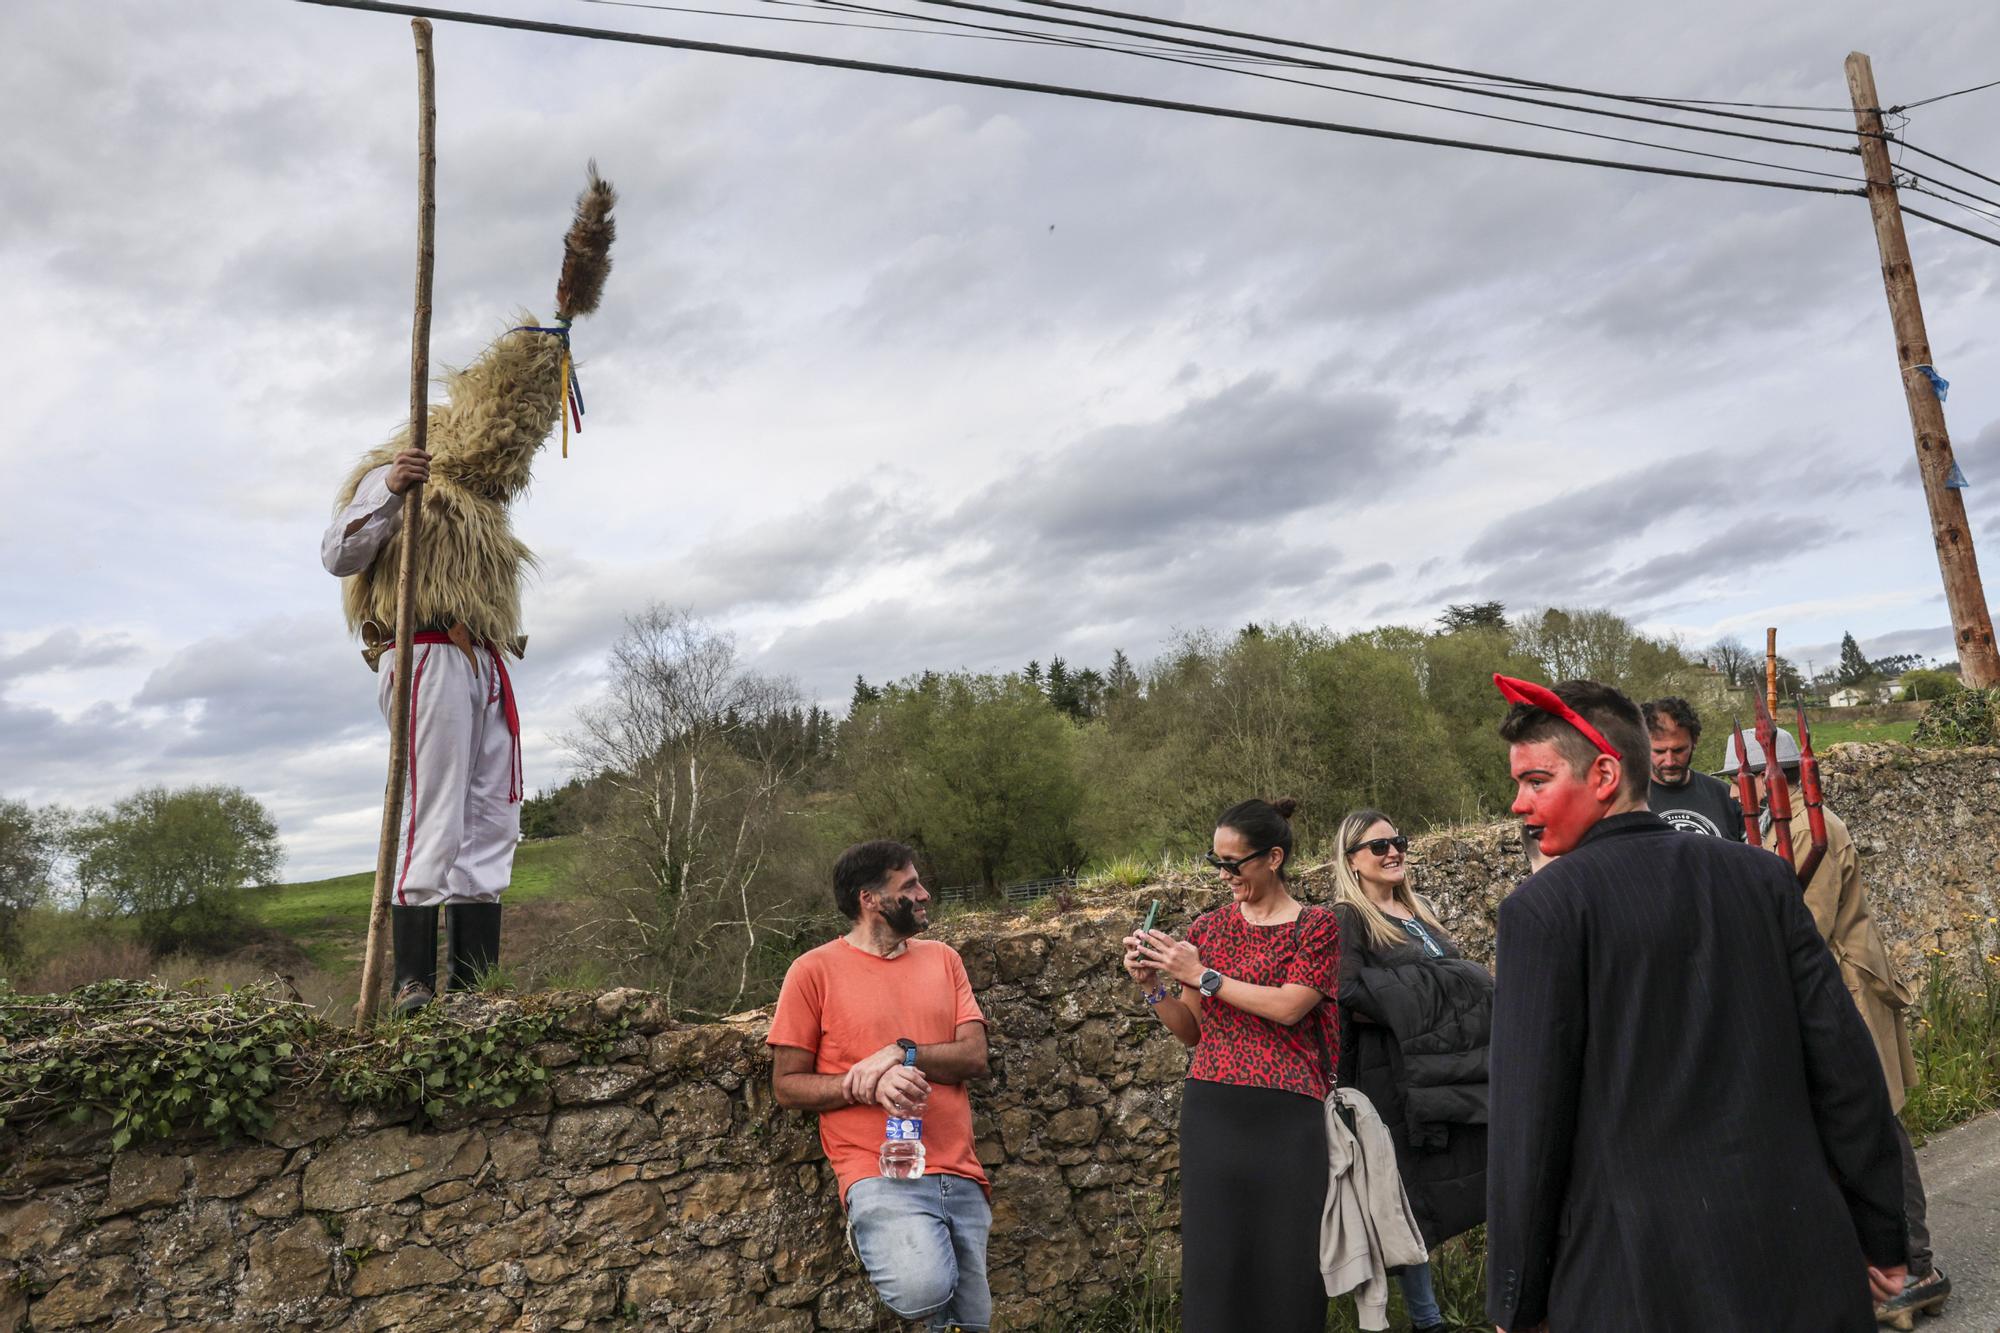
left=1704, top=637, right=1756, bottom=688
left=565, top=606, right=821, bottom=1016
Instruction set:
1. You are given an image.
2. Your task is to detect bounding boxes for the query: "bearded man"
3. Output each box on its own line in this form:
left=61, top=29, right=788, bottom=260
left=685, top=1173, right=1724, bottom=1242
left=1483, top=675, right=1906, bottom=1333
left=1641, top=695, right=1744, bottom=839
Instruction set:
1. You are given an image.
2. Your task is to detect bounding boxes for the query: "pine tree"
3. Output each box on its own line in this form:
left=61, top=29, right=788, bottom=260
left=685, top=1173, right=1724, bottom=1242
left=1073, top=667, right=1105, bottom=719
left=1106, top=649, right=1138, bottom=696
left=1024, top=660, right=1043, bottom=689
left=1047, top=656, right=1078, bottom=715
left=1837, top=633, right=1871, bottom=687
left=850, top=675, right=881, bottom=710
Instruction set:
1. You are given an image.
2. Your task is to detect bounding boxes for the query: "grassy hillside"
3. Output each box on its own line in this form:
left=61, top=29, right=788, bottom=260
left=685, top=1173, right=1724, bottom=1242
left=249, top=836, right=578, bottom=972
left=1696, top=714, right=1917, bottom=770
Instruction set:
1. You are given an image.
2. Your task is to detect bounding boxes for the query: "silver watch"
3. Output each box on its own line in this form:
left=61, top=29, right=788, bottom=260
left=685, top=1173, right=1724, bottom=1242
left=1198, top=968, right=1224, bottom=997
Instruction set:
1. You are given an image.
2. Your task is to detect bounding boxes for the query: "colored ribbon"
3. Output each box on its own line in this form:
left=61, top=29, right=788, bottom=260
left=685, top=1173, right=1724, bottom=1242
left=1493, top=674, right=1620, bottom=758
left=1912, top=364, right=1949, bottom=401
left=510, top=322, right=587, bottom=456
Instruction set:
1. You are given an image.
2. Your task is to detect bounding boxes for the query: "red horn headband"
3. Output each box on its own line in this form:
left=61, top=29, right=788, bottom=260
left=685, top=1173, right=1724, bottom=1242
left=1493, top=674, right=1620, bottom=759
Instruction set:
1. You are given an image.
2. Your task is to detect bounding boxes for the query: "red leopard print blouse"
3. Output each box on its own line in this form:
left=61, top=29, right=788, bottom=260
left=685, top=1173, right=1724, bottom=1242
left=1185, top=902, right=1340, bottom=1100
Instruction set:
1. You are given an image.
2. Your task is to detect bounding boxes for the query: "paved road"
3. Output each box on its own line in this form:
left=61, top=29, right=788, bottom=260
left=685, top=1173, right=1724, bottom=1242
left=1918, top=1110, right=2000, bottom=1332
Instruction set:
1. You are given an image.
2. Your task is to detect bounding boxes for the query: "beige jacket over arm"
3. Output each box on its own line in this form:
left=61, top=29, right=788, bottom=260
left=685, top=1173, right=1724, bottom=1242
left=1788, top=806, right=1918, bottom=1110
left=1321, top=1086, right=1428, bottom=1331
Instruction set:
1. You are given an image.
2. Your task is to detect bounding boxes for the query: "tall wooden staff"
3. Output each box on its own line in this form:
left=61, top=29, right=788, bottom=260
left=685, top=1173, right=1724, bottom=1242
left=355, top=18, right=438, bottom=1028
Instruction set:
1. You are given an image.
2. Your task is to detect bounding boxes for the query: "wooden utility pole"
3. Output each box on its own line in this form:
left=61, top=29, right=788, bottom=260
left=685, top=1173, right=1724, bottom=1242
left=1846, top=53, right=2000, bottom=688
left=357, top=18, right=439, bottom=1028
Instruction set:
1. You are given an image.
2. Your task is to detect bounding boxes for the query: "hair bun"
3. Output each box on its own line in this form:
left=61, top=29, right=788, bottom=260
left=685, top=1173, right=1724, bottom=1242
left=1268, top=796, right=1299, bottom=819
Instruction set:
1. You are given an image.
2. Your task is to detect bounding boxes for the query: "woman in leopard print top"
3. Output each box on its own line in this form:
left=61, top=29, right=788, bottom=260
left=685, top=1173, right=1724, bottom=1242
left=1126, top=796, right=1339, bottom=1333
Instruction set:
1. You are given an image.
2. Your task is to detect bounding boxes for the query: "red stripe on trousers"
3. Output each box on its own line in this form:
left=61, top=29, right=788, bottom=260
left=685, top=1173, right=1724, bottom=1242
left=394, top=645, right=432, bottom=906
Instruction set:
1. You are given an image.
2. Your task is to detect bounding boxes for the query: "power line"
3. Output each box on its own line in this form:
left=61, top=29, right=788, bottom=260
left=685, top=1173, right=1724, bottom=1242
left=1894, top=137, right=2000, bottom=193
left=999, top=0, right=1863, bottom=130
left=1896, top=161, right=2000, bottom=217
left=1902, top=203, right=2000, bottom=250
left=297, top=0, right=1868, bottom=201
left=1903, top=183, right=2000, bottom=235
left=800, top=0, right=1865, bottom=185
left=1889, top=75, right=2000, bottom=113
left=890, top=0, right=1868, bottom=156
left=577, top=0, right=1300, bottom=66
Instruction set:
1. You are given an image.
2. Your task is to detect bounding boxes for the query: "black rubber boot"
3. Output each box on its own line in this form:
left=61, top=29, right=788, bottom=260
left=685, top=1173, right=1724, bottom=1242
left=391, top=905, right=439, bottom=1016
left=445, top=902, right=503, bottom=992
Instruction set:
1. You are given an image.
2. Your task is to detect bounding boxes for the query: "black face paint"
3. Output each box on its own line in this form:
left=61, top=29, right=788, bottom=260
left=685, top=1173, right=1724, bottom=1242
left=881, top=894, right=928, bottom=938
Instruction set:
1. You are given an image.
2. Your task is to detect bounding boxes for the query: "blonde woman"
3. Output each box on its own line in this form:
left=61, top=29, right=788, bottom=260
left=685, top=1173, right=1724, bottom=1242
left=1330, top=809, right=1492, bottom=1333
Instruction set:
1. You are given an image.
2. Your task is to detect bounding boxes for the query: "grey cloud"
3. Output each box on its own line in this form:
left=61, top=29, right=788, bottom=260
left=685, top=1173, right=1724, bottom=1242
left=1573, top=201, right=1861, bottom=344
left=0, top=630, right=142, bottom=684
left=1463, top=451, right=1716, bottom=566
left=952, top=374, right=1444, bottom=566
left=1789, top=625, right=1957, bottom=668
left=133, top=618, right=379, bottom=759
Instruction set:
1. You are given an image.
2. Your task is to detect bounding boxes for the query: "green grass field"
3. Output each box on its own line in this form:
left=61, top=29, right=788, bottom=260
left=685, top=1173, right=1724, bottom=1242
left=247, top=836, right=577, bottom=971
left=1696, top=714, right=1917, bottom=771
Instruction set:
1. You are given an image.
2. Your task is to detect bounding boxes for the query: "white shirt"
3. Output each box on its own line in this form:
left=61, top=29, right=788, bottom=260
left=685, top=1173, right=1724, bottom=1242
left=321, top=464, right=404, bottom=576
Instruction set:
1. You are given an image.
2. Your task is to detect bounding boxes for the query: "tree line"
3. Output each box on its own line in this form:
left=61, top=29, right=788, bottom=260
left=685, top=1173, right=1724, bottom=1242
left=538, top=602, right=1735, bottom=1016
left=0, top=787, right=283, bottom=967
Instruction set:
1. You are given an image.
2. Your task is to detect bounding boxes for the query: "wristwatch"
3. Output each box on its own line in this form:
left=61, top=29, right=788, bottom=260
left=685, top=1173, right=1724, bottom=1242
left=1198, top=968, right=1224, bottom=998
left=895, top=1037, right=919, bottom=1066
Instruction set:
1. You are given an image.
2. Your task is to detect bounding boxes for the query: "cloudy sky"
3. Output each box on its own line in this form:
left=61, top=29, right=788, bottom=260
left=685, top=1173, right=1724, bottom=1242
left=5, top=0, right=1999, bottom=877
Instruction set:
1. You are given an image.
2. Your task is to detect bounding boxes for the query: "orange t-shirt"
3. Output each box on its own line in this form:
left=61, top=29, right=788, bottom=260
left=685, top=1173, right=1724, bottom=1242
left=767, top=937, right=988, bottom=1205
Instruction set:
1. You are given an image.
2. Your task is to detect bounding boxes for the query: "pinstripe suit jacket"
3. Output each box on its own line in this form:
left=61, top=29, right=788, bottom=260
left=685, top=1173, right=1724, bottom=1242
left=1485, top=812, right=1905, bottom=1332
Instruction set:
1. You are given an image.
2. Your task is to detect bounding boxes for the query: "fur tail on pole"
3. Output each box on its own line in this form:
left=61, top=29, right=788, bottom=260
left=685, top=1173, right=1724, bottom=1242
left=555, top=163, right=617, bottom=323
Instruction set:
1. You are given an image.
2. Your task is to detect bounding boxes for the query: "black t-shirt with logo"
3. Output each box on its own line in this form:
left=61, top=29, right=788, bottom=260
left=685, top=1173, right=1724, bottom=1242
left=1650, top=769, right=1746, bottom=840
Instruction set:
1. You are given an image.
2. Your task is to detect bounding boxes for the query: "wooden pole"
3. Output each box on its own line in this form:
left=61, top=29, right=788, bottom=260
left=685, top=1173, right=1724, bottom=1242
left=1765, top=628, right=1779, bottom=720
left=1846, top=53, right=2000, bottom=688
left=356, top=18, right=438, bottom=1028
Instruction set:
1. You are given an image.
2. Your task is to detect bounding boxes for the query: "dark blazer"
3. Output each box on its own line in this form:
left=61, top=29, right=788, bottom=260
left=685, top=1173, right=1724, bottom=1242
left=1334, top=903, right=1490, bottom=1248
left=1486, top=812, right=1905, bottom=1332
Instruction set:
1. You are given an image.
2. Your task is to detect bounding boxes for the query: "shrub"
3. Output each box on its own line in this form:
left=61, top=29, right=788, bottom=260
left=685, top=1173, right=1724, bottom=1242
left=1910, top=687, right=2000, bottom=749
left=67, top=786, right=283, bottom=955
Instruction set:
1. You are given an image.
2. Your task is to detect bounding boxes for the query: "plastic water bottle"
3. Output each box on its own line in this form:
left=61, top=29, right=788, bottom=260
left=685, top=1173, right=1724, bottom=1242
left=879, top=1113, right=927, bottom=1179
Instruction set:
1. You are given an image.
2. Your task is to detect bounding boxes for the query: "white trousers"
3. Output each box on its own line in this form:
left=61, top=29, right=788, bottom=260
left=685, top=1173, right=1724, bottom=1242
left=378, top=640, right=522, bottom=907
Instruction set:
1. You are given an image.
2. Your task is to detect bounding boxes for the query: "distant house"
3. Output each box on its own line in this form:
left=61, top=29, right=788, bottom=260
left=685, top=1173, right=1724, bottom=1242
left=1828, top=687, right=1872, bottom=708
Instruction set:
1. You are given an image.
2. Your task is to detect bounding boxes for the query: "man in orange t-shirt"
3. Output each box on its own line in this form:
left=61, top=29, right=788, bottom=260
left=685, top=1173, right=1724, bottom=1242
left=769, top=840, right=992, bottom=1331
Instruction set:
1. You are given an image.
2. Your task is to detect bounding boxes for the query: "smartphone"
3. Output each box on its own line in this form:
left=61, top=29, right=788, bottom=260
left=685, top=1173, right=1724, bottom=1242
left=1139, top=899, right=1160, bottom=935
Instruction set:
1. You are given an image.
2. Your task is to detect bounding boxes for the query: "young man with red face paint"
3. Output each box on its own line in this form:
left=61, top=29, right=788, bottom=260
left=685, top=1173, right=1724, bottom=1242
left=1482, top=676, right=1908, bottom=1333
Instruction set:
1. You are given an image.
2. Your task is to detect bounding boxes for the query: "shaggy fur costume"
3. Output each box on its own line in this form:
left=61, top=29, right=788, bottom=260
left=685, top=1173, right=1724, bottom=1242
left=335, top=320, right=564, bottom=648
left=334, top=168, right=617, bottom=650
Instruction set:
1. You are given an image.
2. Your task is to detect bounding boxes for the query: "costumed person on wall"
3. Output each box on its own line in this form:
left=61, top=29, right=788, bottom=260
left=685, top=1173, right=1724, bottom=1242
left=321, top=167, right=616, bottom=1014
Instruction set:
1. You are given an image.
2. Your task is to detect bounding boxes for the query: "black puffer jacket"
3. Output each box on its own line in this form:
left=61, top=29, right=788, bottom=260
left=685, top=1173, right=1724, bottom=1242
left=1333, top=901, right=1492, bottom=1248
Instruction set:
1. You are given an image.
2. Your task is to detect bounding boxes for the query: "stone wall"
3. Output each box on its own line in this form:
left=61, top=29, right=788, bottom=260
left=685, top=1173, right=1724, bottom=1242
left=1, top=743, right=1995, bottom=1332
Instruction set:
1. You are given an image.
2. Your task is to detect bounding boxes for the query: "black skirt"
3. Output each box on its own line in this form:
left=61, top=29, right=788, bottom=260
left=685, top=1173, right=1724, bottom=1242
left=1180, top=1078, right=1329, bottom=1333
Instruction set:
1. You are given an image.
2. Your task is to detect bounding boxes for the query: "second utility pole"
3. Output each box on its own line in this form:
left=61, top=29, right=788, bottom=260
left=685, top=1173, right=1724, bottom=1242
left=1845, top=52, right=2000, bottom=688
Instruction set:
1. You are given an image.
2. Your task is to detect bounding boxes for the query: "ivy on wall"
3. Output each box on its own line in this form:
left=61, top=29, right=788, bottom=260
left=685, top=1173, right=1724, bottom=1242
left=0, top=979, right=621, bottom=1151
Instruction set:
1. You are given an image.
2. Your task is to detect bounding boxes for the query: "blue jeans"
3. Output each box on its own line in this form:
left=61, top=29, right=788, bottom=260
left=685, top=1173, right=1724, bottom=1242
left=846, top=1173, right=993, bottom=1330
left=1398, top=1260, right=1441, bottom=1327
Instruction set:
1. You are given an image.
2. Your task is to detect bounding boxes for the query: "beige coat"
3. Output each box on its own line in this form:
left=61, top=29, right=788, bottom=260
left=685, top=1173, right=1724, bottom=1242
left=1321, top=1087, right=1427, bottom=1331
left=1785, top=807, right=1919, bottom=1111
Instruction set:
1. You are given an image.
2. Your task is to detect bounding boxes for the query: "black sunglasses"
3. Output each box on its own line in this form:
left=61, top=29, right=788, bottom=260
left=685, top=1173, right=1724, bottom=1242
left=1346, top=835, right=1409, bottom=857
left=1204, top=847, right=1275, bottom=876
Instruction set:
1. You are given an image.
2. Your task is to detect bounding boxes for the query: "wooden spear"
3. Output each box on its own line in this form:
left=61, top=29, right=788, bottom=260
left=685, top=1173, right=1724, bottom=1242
left=355, top=17, right=438, bottom=1028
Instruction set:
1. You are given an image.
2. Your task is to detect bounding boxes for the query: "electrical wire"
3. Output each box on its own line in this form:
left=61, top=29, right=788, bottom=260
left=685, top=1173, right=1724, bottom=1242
left=1894, top=138, right=2000, bottom=193
left=1901, top=203, right=2000, bottom=250
left=997, top=0, right=1864, bottom=130
left=1889, top=75, right=2000, bottom=114
left=800, top=0, right=1865, bottom=184
left=887, top=0, right=1869, bottom=156
left=297, top=0, right=1869, bottom=202
left=577, top=0, right=1306, bottom=66
left=1903, top=183, right=2000, bottom=235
